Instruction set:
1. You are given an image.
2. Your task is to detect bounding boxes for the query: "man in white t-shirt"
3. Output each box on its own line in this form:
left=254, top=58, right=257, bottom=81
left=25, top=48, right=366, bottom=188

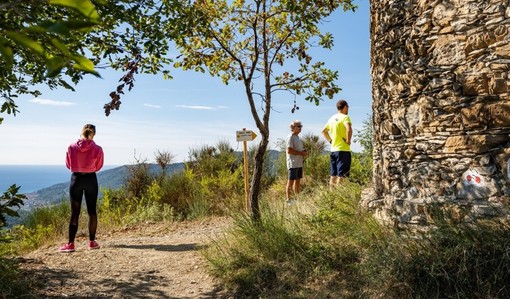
left=285, top=120, right=308, bottom=205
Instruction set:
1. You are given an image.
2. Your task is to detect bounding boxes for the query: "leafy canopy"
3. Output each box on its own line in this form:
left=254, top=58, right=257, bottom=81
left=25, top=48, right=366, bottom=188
left=0, top=0, right=104, bottom=123
left=1, top=0, right=175, bottom=122
left=169, top=0, right=356, bottom=108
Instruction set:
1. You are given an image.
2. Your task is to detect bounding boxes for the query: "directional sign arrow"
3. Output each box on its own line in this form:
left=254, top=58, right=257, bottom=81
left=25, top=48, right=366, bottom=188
left=236, top=130, right=257, bottom=142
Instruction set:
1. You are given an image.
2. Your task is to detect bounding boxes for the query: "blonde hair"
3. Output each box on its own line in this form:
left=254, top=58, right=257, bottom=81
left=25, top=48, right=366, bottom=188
left=82, top=124, right=96, bottom=139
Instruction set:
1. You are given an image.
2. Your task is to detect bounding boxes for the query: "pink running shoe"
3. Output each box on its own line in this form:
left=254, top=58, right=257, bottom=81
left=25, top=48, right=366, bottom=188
left=58, top=242, right=75, bottom=253
left=88, top=240, right=100, bottom=250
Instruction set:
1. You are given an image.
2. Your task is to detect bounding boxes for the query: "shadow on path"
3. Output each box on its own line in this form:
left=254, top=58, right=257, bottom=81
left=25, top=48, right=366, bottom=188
left=19, top=253, right=228, bottom=299
left=110, top=243, right=207, bottom=252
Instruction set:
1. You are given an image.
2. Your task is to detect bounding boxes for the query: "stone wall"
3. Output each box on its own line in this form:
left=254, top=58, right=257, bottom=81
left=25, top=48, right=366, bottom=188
left=363, top=0, right=510, bottom=227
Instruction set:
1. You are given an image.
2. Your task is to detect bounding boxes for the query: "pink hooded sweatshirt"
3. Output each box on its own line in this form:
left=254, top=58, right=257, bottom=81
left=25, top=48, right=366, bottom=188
left=66, top=139, right=104, bottom=173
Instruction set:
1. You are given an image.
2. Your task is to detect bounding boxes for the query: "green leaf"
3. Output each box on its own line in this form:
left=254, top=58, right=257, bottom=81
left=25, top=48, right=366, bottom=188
left=28, top=20, right=98, bottom=36
left=29, top=22, right=71, bottom=36
left=50, top=38, right=72, bottom=56
left=0, top=38, right=14, bottom=70
left=49, top=0, right=101, bottom=22
left=59, top=79, right=76, bottom=91
left=72, top=55, right=100, bottom=77
left=61, top=20, right=99, bottom=31
left=46, top=57, right=66, bottom=77
left=5, top=32, right=45, bottom=57
left=4, top=209, right=19, bottom=217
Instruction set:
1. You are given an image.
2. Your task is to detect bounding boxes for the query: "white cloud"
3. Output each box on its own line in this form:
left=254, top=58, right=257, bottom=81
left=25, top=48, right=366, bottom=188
left=144, top=104, right=161, bottom=109
left=30, top=98, right=76, bottom=106
left=175, top=105, right=227, bottom=110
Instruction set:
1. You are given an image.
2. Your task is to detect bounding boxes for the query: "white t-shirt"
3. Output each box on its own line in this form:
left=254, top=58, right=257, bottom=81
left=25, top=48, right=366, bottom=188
left=286, top=133, right=304, bottom=169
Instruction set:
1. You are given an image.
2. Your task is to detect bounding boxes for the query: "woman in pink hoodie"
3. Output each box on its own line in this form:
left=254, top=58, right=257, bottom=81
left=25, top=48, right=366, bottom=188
left=58, top=124, right=104, bottom=253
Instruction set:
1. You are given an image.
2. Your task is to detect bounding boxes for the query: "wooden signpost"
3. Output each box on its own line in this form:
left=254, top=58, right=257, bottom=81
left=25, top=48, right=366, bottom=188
left=236, top=128, right=257, bottom=212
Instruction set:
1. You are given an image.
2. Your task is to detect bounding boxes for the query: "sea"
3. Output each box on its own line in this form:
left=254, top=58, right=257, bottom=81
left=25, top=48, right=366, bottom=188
left=0, top=165, right=121, bottom=227
left=0, top=165, right=119, bottom=194
left=0, top=165, right=71, bottom=194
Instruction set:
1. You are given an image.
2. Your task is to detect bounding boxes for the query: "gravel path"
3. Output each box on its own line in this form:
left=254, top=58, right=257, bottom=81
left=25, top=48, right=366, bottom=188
left=19, top=217, right=233, bottom=298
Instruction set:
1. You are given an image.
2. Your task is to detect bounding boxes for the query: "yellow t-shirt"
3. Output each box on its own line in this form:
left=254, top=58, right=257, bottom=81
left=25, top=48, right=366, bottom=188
left=324, top=113, right=351, bottom=152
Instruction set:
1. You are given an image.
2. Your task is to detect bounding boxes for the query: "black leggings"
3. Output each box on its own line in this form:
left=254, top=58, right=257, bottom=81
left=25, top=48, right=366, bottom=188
left=68, top=172, right=98, bottom=243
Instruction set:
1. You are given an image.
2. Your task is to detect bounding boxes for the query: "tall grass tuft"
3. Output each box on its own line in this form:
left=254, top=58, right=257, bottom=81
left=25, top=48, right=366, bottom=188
left=204, top=183, right=368, bottom=298
left=204, top=181, right=510, bottom=298
left=364, top=214, right=510, bottom=298
left=204, top=208, right=312, bottom=297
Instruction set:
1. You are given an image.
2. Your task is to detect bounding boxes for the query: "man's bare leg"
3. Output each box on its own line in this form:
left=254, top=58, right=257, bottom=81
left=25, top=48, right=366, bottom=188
left=329, top=176, right=338, bottom=190
left=286, top=179, right=296, bottom=205
left=293, top=178, right=301, bottom=202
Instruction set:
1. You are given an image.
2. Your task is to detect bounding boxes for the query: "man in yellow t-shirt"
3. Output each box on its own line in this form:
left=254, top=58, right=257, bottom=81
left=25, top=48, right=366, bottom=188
left=322, top=100, right=352, bottom=188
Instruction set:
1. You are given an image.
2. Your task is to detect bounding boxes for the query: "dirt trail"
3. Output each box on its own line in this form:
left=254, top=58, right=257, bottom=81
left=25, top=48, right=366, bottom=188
left=19, top=217, right=233, bottom=298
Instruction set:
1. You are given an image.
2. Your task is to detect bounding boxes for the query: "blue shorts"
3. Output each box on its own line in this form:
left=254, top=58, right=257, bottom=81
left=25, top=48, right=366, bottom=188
left=288, top=167, right=303, bottom=180
left=330, top=151, right=351, bottom=177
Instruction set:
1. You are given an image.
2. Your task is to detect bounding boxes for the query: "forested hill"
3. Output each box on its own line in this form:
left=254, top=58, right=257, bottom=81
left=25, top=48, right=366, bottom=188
left=24, top=149, right=281, bottom=210
left=28, top=163, right=185, bottom=207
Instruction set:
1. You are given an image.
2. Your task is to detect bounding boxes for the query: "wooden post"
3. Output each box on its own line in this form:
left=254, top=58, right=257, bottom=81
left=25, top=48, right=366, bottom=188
left=242, top=129, right=250, bottom=212
left=236, top=128, right=257, bottom=212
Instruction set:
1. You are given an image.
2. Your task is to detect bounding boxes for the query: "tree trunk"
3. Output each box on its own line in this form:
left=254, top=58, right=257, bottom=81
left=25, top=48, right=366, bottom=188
left=249, top=136, right=269, bottom=223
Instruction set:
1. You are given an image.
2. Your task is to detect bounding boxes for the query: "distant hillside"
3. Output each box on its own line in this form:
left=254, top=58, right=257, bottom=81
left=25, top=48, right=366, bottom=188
left=27, top=163, right=185, bottom=208
left=20, top=150, right=283, bottom=212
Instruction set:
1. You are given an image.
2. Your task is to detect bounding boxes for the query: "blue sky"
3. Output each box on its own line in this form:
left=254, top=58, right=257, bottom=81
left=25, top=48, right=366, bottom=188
left=0, top=1, right=371, bottom=166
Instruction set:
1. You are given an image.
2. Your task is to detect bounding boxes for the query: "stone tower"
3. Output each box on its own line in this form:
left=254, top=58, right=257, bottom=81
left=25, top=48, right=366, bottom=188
left=364, top=0, right=510, bottom=227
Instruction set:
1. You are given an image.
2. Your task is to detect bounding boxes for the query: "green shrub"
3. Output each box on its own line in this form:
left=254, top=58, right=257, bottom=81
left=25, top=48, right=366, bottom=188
left=121, top=182, right=176, bottom=223
left=159, top=168, right=196, bottom=215
left=101, top=141, right=247, bottom=222
left=124, top=162, right=154, bottom=199
left=0, top=201, right=76, bottom=256
left=23, top=200, right=70, bottom=235
left=205, top=181, right=510, bottom=298
left=165, top=141, right=246, bottom=218
left=100, top=188, right=132, bottom=225
left=362, top=216, right=510, bottom=298
left=303, top=154, right=330, bottom=184
left=199, top=168, right=244, bottom=210
left=186, top=197, right=213, bottom=220
left=0, top=257, right=31, bottom=298
left=124, top=201, right=176, bottom=224
left=204, top=209, right=312, bottom=297
left=0, top=185, right=26, bottom=229
left=12, top=225, right=53, bottom=253
left=187, top=141, right=241, bottom=179
left=101, top=182, right=176, bottom=225
left=0, top=224, right=55, bottom=256
left=349, top=152, right=372, bottom=186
